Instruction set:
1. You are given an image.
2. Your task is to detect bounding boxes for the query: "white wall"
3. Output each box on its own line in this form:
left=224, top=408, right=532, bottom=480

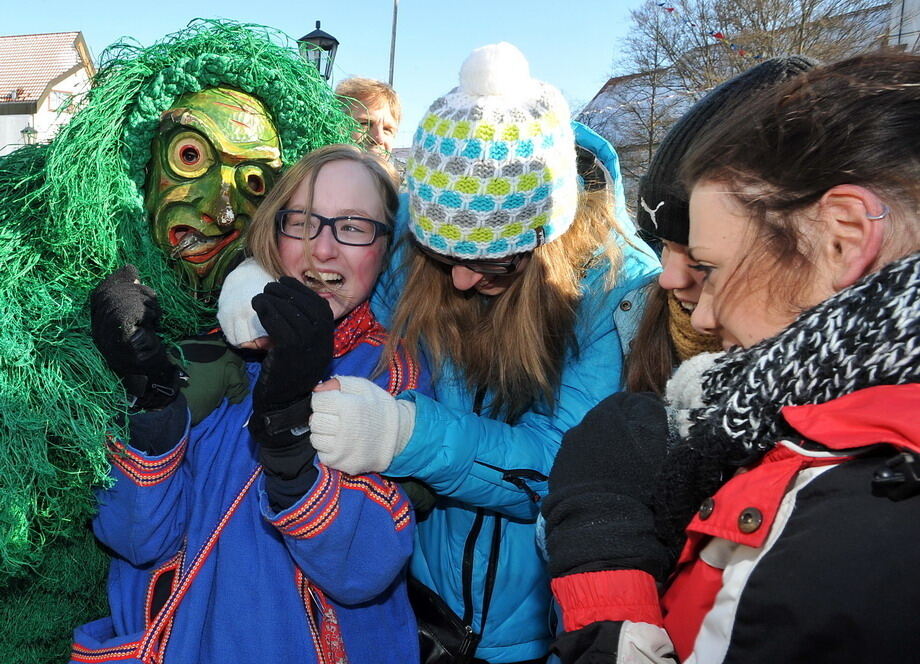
left=0, top=65, right=92, bottom=156
left=890, top=0, right=920, bottom=50
left=0, top=114, right=34, bottom=156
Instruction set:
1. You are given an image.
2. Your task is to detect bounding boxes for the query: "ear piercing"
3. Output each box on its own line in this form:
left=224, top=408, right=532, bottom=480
left=866, top=204, right=890, bottom=221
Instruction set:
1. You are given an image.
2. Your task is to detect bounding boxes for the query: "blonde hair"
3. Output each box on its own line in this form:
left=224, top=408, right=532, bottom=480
left=335, top=77, right=401, bottom=125
left=246, top=143, right=399, bottom=279
left=384, top=188, right=623, bottom=422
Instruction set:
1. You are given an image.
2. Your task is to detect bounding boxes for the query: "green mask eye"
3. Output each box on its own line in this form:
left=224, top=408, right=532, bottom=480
left=167, top=131, right=215, bottom=179
left=236, top=163, right=274, bottom=197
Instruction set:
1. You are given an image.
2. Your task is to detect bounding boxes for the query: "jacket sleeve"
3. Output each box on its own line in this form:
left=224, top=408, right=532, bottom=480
left=264, top=464, right=414, bottom=606
left=92, top=402, right=192, bottom=567
left=385, top=253, right=660, bottom=520
left=550, top=570, right=676, bottom=664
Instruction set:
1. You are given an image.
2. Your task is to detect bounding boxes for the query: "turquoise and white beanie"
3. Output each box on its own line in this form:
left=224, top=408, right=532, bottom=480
left=406, top=42, right=577, bottom=259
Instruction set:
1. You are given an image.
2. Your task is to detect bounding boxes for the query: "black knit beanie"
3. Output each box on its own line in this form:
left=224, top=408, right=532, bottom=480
left=636, top=56, right=818, bottom=245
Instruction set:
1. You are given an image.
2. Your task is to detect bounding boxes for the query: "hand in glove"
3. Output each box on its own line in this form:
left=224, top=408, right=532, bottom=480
left=173, top=334, right=248, bottom=425
left=311, top=376, right=416, bottom=475
left=247, top=277, right=333, bottom=491
left=90, top=264, right=185, bottom=411
left=542, top=392, right=673, bottom=648
left=543, top=391, right=672, bottom=581
left=217, top=257, right=271, bottom=349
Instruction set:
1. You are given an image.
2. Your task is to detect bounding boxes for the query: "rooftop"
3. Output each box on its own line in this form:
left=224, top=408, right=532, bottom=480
left=0, top=31, right=93, bottom=104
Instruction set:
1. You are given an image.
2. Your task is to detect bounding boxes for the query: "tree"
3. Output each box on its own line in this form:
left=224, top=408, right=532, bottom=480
left=579, top=0, right=891, bottom=203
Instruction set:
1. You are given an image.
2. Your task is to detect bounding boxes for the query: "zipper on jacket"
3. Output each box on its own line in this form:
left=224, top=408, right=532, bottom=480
left=453, top=387, right=503, bottom=658
left=461, top=507, right=486, bottom=627
left=459, top=508, right=503, bottom=657
left=474, top=459, right=548, bottom=503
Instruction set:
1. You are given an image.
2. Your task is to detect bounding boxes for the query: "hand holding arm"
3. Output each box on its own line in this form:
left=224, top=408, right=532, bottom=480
left=311, top=376, right=416, bottom=475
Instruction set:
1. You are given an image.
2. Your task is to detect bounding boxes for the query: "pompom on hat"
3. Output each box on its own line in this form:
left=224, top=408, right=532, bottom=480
left=406, top=42, right=577, bottom=259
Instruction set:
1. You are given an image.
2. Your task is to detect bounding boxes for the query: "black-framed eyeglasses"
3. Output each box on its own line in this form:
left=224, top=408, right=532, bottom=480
left=276, top=210, right=391, bottom=246
left=417, top=242, right=530, bottom=275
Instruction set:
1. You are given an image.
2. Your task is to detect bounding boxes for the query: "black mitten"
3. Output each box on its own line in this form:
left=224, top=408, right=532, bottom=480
left=247, top=277, right=334, bottom=512
left=90, top=265, right=185, bottom=411
left=542, top=392, right=671, bottom=582
left=247, top=277, right=334, bottom=448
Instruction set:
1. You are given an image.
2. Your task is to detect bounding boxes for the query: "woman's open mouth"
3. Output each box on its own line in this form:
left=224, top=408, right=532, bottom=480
left=304, top=270, right=344, bottom=293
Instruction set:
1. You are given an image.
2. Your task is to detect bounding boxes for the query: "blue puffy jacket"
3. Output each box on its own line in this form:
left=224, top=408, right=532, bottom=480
left=372, top=128, right=659, bottom=662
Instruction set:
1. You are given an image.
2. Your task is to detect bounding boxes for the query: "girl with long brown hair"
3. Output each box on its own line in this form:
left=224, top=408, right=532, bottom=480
left=545, top=52, right=920, bottom=663
left=308, top=43, right=660, bottom=662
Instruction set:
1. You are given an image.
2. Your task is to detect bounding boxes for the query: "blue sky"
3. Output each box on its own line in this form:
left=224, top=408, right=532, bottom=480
left=4, top=0, right=641, bottom=147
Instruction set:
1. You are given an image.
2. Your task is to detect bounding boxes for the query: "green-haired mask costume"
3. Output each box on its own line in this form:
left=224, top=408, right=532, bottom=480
left=146, top=87, right=282, bottom=295
left=0, top=20, right=355, bottom=661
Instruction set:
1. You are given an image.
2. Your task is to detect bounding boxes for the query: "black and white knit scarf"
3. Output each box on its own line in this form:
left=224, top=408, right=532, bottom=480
left=654, top=252, right=920, bottom=556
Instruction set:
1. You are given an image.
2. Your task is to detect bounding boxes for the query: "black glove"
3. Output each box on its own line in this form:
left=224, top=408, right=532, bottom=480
left=90, top=265, right=185, bottom=411
left=247, top=277, right=334, bottom=512
left=173, top=334, right=249, bottom=425
left=247, top=277, right=334, bottom=444
left=542, top=391, right=672, bottom=582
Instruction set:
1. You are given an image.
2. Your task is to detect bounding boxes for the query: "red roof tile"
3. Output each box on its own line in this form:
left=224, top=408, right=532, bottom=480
left=0, top=32, right=90, bottom=103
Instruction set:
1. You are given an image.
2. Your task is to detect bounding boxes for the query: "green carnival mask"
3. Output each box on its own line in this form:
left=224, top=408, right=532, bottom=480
left=145, top=87, right=282, bottom=295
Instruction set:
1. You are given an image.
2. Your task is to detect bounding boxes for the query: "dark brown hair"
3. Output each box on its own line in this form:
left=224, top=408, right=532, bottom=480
left=625, top=283, right=723, bottom=393
left=625, top=284, right=676, bottom=394
left=680, top=53, right=920, bottom=307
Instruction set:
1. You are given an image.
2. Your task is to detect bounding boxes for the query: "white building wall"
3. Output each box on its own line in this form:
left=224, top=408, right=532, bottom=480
left=0, top=113, right=33, bottom=156
left=890, top=0, right=920, bottom=50
left=34, top=67, right=92, bottom=140
left=0, top=65, right=92, bottom=156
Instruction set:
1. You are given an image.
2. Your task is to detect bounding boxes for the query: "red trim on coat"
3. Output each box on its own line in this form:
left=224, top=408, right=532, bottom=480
left=662, top=557, right=723, bottom=662
left=678, top=446, right=821, bottom=555
left=106, top=435, right=187, bottom=487
left=782, top=384, right=920, bottom=453
left=551, top=570, right=663, bottom=631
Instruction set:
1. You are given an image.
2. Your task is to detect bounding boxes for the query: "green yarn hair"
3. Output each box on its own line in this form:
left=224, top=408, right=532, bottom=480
left=0, top=19, right=355, bottom=581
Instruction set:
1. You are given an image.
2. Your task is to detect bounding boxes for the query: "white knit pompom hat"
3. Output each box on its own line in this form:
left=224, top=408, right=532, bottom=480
left=405, top=42, right=577, bottom=259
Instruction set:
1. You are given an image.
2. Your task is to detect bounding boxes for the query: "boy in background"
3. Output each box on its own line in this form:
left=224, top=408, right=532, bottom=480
left=336, top=77, right=400, bottom=157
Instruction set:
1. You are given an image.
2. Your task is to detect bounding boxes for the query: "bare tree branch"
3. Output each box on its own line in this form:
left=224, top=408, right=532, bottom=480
left=578, top=0, right=893, bottom=203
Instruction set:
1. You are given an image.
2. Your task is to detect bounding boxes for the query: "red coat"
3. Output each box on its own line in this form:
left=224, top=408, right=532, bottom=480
left=553, top=383, right=920, bottom=663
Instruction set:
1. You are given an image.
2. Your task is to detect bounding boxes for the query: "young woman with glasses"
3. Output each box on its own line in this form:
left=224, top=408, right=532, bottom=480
left=75, top=144, right=431, bottom=663
left=306, top=44, right=660, bottom=663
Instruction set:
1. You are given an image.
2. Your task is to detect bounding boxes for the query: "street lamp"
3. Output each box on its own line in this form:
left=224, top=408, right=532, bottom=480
left=298, top=21, right=339, bottom=82
left=20, top=125, right=37, bottom=145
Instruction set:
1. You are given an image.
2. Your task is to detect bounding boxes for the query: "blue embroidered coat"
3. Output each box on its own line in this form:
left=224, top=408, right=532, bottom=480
left=71, top=304, right=431, bottom=664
